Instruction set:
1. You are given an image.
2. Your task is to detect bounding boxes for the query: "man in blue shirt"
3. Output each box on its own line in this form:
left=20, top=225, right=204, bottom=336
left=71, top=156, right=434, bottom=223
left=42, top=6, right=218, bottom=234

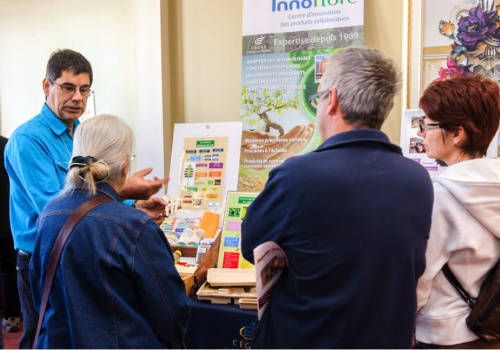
left=4, top=49, right=168, bottom=349
left=241, top=47, right=434, bottom=348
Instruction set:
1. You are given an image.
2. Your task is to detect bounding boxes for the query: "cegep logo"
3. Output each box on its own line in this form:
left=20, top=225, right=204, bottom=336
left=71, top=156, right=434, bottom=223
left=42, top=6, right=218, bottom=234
left=232, top=323, right=254, bottom=349
left=251, top=35, right=268, bottom=51
left=239, top=324, right=254, bottom=340
left=255, top=36, right=266, bottom=46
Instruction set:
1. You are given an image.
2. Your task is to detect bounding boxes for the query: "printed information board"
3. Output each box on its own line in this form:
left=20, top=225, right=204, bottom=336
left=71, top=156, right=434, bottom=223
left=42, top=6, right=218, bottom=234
left=217, top=191, right=259, bottom=269
left=239, top=0, right=365, bottom=192
left=179, top=137, right=228, bottom=211
left=168, top=122, right=242, bottom=224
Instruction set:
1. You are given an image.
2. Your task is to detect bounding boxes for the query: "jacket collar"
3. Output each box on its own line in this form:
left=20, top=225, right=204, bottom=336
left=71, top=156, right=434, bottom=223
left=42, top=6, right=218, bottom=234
left=95, top=182, right=123, bottom=202
left=41, top=103, right=80, bottom=137
left=72, top=182, right=123, bottom=203
left=316, top=129, right=402, bottom=154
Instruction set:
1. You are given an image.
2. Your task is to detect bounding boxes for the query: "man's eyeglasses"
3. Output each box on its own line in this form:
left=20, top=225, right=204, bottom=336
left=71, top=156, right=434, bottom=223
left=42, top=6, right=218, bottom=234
left=419, top=120, right=443, bottom=133
left=50, top=79, right=93, bottom=97
left=309, top=89, right=329, bottom=108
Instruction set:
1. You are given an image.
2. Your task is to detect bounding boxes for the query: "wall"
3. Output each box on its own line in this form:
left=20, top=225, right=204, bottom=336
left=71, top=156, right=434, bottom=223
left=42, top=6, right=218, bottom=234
left=179, top=0, right=244, bottom=124
left=0, top=0, right=406, bottom=181
left=0, top=0, right=135, bottom=134
left=0, top=0, right=165, bottom=181
left=364, top=0, right=404, bottom=142
left=176, top=0, right=404, bottom=143
left=133, top=0, right=165, bottom=176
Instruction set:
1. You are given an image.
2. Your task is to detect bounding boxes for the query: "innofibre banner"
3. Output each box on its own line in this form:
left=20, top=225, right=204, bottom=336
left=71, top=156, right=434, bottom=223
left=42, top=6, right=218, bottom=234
left=238, top=0, right=364, bottom=193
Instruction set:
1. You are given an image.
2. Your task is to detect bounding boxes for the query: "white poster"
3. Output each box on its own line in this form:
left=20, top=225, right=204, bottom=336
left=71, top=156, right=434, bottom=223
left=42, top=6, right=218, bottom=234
left=168, top=122, right=242, bottom=221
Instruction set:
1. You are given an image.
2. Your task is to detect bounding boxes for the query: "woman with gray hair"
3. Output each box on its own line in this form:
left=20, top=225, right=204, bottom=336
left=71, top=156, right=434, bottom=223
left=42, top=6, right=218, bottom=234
left=29, top=114, right=191, bottom=349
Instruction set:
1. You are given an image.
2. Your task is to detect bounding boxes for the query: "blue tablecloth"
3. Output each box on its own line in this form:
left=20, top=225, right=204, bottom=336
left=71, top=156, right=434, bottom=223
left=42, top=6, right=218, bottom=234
left=184, top=295, right=257, bottom=349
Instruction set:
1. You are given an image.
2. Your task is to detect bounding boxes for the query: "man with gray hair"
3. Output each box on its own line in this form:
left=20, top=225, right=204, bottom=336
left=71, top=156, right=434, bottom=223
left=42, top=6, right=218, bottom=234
left=241, top=46, right=434, bottom=348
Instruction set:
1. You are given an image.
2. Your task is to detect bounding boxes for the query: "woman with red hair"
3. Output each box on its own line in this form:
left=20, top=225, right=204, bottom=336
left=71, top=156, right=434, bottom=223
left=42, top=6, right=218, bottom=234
left=415, top=75, right=500, bottom=349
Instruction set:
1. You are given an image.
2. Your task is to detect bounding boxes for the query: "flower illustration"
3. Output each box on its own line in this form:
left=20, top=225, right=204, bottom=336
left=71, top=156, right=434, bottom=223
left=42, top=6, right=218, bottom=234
left=435, top=58, right=473, bottom=81
left=456, top=5, right=496, bottom=51
left=436, top=0, right=500, bottom=83
left=439, top=21, right=456, bottom=38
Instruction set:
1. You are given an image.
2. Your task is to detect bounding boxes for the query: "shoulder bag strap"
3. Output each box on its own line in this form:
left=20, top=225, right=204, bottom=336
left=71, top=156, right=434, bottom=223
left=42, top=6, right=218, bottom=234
left=33, top=195, right=113, bottom=348
left=442, top=263, right=476, bottom=308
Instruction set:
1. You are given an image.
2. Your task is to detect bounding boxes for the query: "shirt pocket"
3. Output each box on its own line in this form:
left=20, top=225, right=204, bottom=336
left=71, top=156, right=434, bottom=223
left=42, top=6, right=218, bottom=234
left=56, top=161, right=70, bottom=186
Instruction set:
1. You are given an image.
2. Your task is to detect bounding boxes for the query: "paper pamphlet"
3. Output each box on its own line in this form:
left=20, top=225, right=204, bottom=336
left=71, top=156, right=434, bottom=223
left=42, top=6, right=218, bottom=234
left=171, top=217, right=201, bottom=233
left=253, top=241, right=287, bottom=320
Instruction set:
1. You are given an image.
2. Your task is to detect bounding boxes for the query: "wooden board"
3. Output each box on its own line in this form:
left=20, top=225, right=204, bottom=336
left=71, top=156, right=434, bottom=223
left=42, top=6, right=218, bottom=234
left=180, top=273, right=196, bottom=296
left=171, top=245, right=197, bottom=257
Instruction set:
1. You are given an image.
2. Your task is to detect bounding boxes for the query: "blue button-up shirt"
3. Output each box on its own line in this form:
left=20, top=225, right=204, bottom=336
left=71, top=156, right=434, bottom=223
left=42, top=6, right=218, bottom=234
left=4, top=104, right=79, bottom=252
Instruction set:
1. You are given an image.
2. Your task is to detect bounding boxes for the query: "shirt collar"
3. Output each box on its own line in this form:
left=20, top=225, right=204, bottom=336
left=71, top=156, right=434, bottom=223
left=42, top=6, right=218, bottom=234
left=316, top=129, right=402, bottom=154
left=41, top=103, right=80, bottom=136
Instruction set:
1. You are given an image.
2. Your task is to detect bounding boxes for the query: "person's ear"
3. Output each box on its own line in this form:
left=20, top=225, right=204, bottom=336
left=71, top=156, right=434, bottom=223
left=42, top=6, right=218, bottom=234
left=122, top=158, right=129, bottom=177
left=326, top=88, right=339, bottom=115
left=42, top=78, right=51, bottom=97
left=452, top=126, right=466, bottom=147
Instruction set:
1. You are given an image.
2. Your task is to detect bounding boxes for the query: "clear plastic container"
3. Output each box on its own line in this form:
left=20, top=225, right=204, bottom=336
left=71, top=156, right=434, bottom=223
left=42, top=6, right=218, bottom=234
left=188, top=228, right=205, bottom=245
left=195, top=239, right=211, bottom=264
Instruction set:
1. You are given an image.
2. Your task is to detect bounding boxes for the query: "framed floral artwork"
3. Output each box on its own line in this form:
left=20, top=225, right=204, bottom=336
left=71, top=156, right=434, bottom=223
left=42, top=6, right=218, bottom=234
left=406, top=0, right=500, bottom=155
left=406, top=0, right=500, bottom=108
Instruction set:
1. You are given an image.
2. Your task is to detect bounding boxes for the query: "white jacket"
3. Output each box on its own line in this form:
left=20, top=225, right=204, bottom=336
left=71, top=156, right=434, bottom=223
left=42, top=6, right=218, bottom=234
left=415, top=158, right=500, bottom=346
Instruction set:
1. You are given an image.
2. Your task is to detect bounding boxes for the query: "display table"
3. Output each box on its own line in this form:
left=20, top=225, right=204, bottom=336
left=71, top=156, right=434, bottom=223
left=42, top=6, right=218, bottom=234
left=184, top=295, right=257, bottom=349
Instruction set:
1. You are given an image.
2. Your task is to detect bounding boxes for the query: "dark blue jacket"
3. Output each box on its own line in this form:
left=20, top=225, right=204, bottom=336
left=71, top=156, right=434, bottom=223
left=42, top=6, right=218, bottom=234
left=30, top=183, right=191, bottom=349
left=242, top=129, right=433, bottom=349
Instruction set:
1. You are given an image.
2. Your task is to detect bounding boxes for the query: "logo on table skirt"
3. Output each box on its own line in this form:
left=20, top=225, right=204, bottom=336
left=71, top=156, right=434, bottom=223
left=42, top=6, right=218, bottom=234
left=240, top=323, right=254, bottom=340
left=232, top=322, right=254, bottom=348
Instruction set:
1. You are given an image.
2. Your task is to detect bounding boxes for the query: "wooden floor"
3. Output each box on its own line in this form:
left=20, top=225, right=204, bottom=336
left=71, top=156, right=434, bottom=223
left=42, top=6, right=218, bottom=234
left=2, top=320, right=22, bottom=349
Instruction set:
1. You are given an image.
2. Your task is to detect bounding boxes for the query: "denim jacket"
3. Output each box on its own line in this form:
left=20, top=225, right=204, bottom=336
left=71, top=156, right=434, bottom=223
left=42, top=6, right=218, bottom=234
left=30, top=183, right=191, bottom=349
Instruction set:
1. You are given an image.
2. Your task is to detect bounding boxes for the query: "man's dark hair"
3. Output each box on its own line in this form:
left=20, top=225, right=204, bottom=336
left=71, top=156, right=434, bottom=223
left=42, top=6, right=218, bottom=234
left=46, top=49, right=93, bottom=85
